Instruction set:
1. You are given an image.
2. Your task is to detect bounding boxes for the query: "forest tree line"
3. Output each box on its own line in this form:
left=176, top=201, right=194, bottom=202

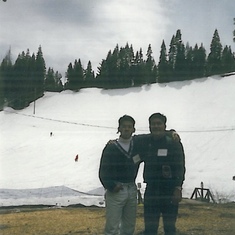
left=0, top=29, right=235, bottom=110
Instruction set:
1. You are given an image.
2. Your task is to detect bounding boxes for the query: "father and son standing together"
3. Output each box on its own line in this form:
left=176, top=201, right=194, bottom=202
left=99, top=113, right=185, bottom=235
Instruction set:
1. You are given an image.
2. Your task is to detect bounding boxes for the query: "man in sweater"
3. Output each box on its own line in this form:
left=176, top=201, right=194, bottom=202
left=99, top=115, right=141, bottom=235
left=142, top=113, right=185, bottom=235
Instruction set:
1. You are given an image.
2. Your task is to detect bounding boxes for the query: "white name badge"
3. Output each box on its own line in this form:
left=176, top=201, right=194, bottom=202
left=133, top=154, right=141, bottom=163
left=157, top=149, right=168, bottom=156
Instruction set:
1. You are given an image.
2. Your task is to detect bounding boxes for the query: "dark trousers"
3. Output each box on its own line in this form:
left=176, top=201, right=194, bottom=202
left=144, top=185, right=178, bottom=235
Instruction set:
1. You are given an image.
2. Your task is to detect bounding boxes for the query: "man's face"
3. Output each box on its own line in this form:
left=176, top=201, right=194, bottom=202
left=149, top=118, right=166, bottom=138
left=119, top=120, right=135, bottom=139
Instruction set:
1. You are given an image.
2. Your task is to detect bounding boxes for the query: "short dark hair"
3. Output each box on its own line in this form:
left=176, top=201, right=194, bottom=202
left=118, top=115, right=135, bottom=127
left=149, top=113, right=167, bottom=125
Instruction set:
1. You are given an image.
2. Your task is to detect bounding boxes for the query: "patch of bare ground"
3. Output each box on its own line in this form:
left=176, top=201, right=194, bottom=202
left=0, top=200, right=235, bottom=235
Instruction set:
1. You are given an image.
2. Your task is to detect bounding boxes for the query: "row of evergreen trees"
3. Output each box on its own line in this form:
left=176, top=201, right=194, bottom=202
left=1, top=29, right=235, bottom=110
left=0, top=46, right=63, bottom=110
left=158, top=29, right=235, bottom=83
left=65, top=29, right=235, bottom=89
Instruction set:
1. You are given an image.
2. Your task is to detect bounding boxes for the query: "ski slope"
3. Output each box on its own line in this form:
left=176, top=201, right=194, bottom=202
left=0, top=74, right=235, bottom=206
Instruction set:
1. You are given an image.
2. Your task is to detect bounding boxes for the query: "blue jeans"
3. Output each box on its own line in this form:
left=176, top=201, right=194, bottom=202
left=104, top=183, right=137, bottom=235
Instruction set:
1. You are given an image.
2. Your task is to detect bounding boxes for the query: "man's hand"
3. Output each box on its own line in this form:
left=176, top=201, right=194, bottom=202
left=172, top=131, right=181, bottom=142
left=112, top=183, right=123, bottom=193
left=171, top=187, right=182, bottom=205
left=107, top=139, right=115, bottom=145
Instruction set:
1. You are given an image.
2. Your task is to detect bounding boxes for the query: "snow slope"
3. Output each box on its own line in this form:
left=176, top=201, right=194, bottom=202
left=1, top=74, right=235, bottom=206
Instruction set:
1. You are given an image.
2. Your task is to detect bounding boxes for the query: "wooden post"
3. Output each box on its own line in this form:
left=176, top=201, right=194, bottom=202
left=137, top=182, right=143, bottom=204
left=200, top=182, right=204, bottom=200
left=33, top=88, right=36, bottom=115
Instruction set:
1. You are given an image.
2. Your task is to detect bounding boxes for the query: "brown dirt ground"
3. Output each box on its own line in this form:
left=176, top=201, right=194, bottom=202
left=0, top=200, right=235, bottom=235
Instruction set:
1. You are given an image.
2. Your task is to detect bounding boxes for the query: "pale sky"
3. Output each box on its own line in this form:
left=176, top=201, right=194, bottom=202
left=0, top=0, right=234, bottom=76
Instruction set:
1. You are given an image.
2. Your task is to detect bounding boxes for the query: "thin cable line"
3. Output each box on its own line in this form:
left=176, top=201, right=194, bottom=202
left=4, top=110, right=235, bottom=133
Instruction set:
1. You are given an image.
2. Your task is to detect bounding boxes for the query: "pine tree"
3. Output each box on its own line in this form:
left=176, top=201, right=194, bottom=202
left=0, top=48, right=13, bottom=109
left=168, top=35, right=177, bottom=81
left=97, top=46, right=120, bottom=89
left=221, top=45, right=235, bottom=74
left=174, top=41, right=186, bottom=80
left=96, top=48, right=115, bottom=89
left=45, top=67, right=56, bottom=91
left=132, top=48, right=145, bottom=86
left=109, top=45, right=119, bottom=88
left=54, top=71, right=63, bottom=92
left=12, top=51, right=28, bottom=109
left=74, top=59, right=84, bottom=89
left=35, top=46, right=46, bottom=98
left=192, top=43, right=206, bottom=78
left=96, top=59, right=108, bottom=88
left=197, top=44, right=207, bottom=77
left=145, top=44, right=156, bottom=84
left=44, top=68, right=63, bottom=92
left=167, top=29, right=186, bottom=81
left=158, top=40, right=169, bottom=83
left=65, top=59, right=84, bottom=91
left=65, top=62, right=74, bottom=90
left=23, top=49, right=37, bottom=106
left=207, top=29, right=223, bottom=76
left=118, top=43, right=134, bottom=87
left=84, top=60, right=95, bottom=87
left=185, top=43, right=194, bottom=79
left=173, top=30, right=187, bottom=81
left=127, top=44, right=135, bottom=86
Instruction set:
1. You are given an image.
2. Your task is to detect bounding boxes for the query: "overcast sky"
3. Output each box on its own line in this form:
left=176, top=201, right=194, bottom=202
left=0, top=0, right=234, bottom=76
